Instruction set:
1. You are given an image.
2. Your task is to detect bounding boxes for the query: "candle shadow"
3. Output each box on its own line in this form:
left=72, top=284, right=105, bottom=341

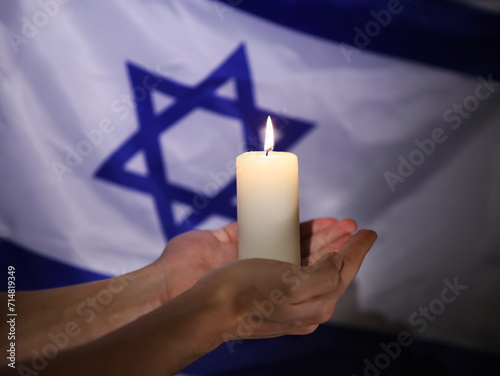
left=299, top=220, right=316, bottom=266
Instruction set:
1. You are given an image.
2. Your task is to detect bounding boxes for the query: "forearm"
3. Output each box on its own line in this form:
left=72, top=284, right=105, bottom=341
left=42, top=287, right=230, bottom=376
left=9, top=263, right=168, bottom=364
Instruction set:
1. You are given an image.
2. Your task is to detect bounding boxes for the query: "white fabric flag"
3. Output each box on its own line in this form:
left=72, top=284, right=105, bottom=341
left=1, top=0, right=499, bottom=356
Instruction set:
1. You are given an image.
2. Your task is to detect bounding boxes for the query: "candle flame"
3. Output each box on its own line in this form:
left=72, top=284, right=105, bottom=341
left=264, top=116, right=274, bottom=154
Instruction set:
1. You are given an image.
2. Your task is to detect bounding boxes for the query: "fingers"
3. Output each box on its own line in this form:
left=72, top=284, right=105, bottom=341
left=222, top=229, right=375, bottom=341
left=212, top=222, right=238, bottom=243
left=320, top=218, right=357, bottom=245
left=338, top=230, right=377, bottom=286
left=217, top=219, right=355, bottom=246
left=291, top=324, right=319, bottom=336
left=304, top=233, right=351, bottom=266
left=300, top=217, right=338, bottom=241
left=302, top=219, right=357, bottom=263
left=287, top=253, right=342, bottom=303
left=290, top=229, right=376, bottom=305
left=279, top=289, right=337, bottom=334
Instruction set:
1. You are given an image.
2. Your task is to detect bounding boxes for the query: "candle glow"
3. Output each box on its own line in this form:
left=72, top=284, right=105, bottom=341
left=264, top=116, right=274, bottom=154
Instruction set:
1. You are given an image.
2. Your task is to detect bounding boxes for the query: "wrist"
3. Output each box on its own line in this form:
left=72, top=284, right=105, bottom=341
left=185, top=281, right=236, bottom=356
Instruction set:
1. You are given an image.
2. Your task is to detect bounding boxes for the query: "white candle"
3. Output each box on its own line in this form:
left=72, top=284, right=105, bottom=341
left=236, top=116, right=300, bottom=265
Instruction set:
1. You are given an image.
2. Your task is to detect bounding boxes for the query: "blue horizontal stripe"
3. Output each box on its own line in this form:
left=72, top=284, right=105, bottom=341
left=0, top=239, right=109, bottom=291
left=185, top=323, right=500, bottom=375
left=215, top=0, right=500, bottom=79
left=2, top=239, right=498, bottom=374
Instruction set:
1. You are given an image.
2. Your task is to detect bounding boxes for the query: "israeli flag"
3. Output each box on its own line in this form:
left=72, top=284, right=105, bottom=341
left=1, top=0, right=499, bottom=374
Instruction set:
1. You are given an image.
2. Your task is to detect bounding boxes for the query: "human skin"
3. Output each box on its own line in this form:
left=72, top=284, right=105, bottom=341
left=1, top=218, right=376, bottom=375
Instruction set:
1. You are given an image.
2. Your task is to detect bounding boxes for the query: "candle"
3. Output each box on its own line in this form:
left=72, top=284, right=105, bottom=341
left=236, top=116, right=300, bottom=265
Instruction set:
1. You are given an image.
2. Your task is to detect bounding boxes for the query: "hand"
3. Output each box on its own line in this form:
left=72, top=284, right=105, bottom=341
left=188, top=228, right=377, bottom=341
left=152, top=218, right=358, bottom=303
left=9, top=220, right=374, bottom=376
left=299, top=217, right=357, bottom=266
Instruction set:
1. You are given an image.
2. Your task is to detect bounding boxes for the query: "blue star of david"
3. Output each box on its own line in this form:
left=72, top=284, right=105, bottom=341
left=95, top=44, right=314, bottom=241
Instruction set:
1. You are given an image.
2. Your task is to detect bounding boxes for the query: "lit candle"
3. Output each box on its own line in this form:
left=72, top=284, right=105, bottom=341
left=236, top=116, right=300, bottom=265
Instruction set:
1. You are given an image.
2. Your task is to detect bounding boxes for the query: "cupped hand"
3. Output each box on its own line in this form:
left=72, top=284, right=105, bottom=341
left=190, top=228, right=377, bottom=340
left=152, top=217, right=359, bottom=303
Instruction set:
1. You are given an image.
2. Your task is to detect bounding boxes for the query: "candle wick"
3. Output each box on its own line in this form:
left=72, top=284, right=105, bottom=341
left=266, top=148, right=273, bottom=156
